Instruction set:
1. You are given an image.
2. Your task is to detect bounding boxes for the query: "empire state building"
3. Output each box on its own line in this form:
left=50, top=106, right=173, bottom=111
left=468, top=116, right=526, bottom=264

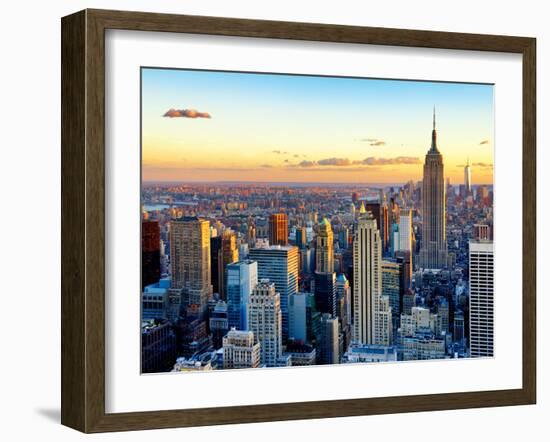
left=419, top=109, right=448, bottom=269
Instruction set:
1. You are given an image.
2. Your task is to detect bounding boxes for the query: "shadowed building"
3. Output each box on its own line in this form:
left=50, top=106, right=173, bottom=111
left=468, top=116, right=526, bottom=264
left=142, top=220, right=161, bottom=290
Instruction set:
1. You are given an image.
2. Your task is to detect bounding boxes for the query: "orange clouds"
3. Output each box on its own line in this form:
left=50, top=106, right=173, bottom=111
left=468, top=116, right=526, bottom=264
left=163, top=108, right=211, bottom=118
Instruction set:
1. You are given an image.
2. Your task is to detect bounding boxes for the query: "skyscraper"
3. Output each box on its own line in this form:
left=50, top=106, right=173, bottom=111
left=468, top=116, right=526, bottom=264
left=316, top=218, right=334, bottom=273
left=248, top=245, right=299, bottom=340
left=419, top=109, right=448, bottom=269
left=289, top=292, right=310, bottom=342
left=219, top=229, right=239, bottom=299
left=295, top=226, right=308, bottom=249
left=169, top=217, right=212, bottom=311
left=226, top=260, right=258, bottom=330
left=269, top=213, right=288, bottom=246
left=469, top=240, right=494, bottom=357
left=142, top=219, right=161, bottom=290
left=313, top=271, right=337, bottom=317
left=319, top=313, right=340, bottom=365
left=395, top=208, right=412, bottom=253
left=382, top=258, right=403, bottom=336
left=353, top=204, right=384, bottom=345
left=210, top=235, right=222, bottom=296
left=380, top=200, right=390, bottom=253
left=247, top=280, right=283, bottom=367
left=464, top=157, right=472, bottom=196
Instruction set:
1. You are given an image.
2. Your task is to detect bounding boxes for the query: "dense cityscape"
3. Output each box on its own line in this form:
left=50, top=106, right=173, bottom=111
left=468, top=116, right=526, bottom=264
left=141, top=112, right=494, bottom=373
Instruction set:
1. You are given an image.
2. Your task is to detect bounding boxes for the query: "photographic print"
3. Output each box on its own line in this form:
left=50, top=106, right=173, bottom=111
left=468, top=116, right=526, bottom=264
left=140, top=67, right=494, bottom=373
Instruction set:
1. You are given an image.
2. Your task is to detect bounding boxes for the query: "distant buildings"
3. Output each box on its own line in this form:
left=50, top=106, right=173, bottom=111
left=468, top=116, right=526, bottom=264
left=419, top=110, right=448, bottom=269
left=464, top=157, right=472, bottom=196
left=249, top=245, right=299, bottom=340
left=222, top=328, right=261, bottom=369
left=469, top=240, right=494, bottom=357
left=269, top=213, right=289, bottom=246
left=247, top=280, right=283, bottom=367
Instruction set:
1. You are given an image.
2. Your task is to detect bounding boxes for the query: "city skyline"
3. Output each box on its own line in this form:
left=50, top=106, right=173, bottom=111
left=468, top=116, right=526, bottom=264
left=141, top=68, right=495, bottom=373
left=142, top=68, right=494, bottom=184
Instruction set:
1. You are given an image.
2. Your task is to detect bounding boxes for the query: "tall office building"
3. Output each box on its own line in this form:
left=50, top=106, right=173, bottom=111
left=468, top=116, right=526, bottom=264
left=219, top=229, right=239, bottom=299
left=247, top=280, right=283, bottom=367
left=373, top=295, right=393, bottom=346
left=210, top=235, right=222, bottom=295
left=288, top=292, right=320, bottom=345
left=295, top=226, right=308, bottom=249
left=316, top=218, right=334, bottom=273
left=209, top=300, right=229, bottom=349
left=395, top=208, right=413, bottom=253
left=365, top=201, right=381, bottom=229
left=289, top=292, right=309, bottom=342
left=464, top=157, right=472, bottom=196
left=269, top=213, right=288, bottom=246
left=336, top=274, right=351, bottom=330
left=248, top=245, right=299, bottom=340
left=380, top=200, right=389, bottom=253
left=352, top=204, right=387, bottom=345
left=222, top=328, right=261, bottom=369
left=419, top=109, right=448, bottom=269
left=226, top=260, right=258, bottom=330
left=319, top=314, right=340, bottom=365
left=382, top=259, right=403, bottom=336
left=313, top=271, right=337, bottom=317
left=170, top=217, right=212, bottom=310
left=469, top=240, right=494, bottom=357
left=142, top=220, right=161, bottom=290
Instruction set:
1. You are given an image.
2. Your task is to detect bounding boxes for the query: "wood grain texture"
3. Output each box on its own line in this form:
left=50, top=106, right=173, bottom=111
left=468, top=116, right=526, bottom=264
left=61, top=10, right=86, bottom=431
left=61, top=8, right=537, bottom=433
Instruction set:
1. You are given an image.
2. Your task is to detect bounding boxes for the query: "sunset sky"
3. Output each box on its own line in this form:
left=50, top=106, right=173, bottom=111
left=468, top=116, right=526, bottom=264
left=141, top=68, right=494, bottom=184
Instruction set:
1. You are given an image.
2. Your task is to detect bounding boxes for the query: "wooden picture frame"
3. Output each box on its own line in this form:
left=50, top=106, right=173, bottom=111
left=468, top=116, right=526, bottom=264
left=61, top=8, right=536, bottom=433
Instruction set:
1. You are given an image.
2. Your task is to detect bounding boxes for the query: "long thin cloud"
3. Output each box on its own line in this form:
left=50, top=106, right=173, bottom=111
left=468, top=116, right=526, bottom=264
left=163, top=108, right=211, bottom=118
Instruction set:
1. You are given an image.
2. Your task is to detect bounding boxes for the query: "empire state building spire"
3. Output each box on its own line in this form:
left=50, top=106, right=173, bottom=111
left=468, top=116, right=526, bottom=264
left=430, top=106, right=439, bottom=153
